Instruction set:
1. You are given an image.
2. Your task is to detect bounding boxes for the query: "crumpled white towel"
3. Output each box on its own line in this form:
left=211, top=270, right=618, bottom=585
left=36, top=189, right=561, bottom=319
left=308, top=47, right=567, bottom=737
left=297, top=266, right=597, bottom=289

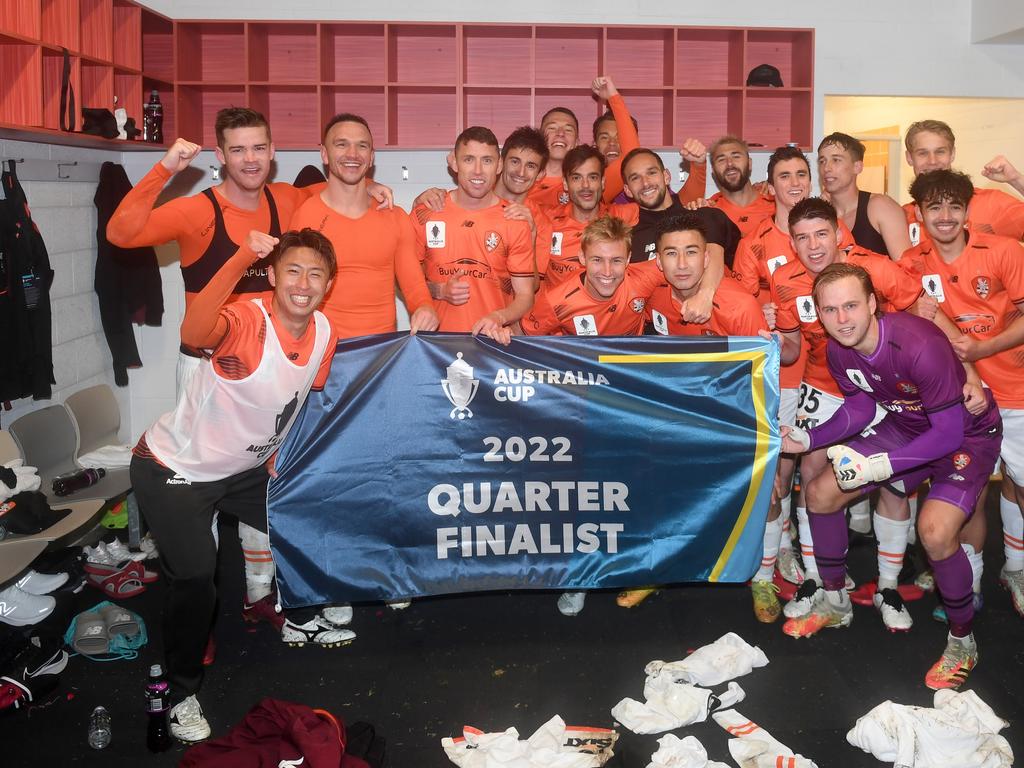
left=76, top=444, right=132, bottom=469
left=846, top=689, right=1013, bottom=768
left=0, top=459, right=41, bottom=502
left=646, top=632, right=769, bottom=687
left=712, top=709, right=818, bottom=768
left=612, top=676, right=745, bottom=734
left=442, top=715, right=601, bottom=768
left=646, top=734, right=730, bottom=768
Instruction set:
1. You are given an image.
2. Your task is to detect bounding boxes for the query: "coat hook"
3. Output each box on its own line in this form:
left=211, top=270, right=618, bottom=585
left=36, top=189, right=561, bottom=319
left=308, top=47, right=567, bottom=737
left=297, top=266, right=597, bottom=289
left=57, top=160, right=78, bottom=179
left=210, top=165, right=221, bottom=181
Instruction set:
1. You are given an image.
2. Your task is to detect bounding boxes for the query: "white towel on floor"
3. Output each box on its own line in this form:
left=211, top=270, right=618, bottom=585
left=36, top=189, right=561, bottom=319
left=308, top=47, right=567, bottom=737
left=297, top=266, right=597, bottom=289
left=612, top=676, right=744, bottom=734
left=646, top=632, right=769, bottom=687
left=442, top=715, right=601, bottom=768
left=76, top=444, right=132, bottom=469
left=646, top=734, right=730, bottom=768
left=712, top=709, right=818, bottom=768
left=846, top=689, right=1013, bottom=768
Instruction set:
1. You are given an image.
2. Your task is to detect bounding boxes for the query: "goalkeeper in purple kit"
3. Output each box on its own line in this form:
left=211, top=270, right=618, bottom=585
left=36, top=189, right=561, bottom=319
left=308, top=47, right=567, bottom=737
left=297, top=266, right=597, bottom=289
left=779, top=262, right=1001, bottom=690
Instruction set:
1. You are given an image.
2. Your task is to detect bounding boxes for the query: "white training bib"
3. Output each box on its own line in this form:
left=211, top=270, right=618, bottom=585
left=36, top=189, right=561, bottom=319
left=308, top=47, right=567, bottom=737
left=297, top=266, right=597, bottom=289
left=146, top=300, right=331, bottom=482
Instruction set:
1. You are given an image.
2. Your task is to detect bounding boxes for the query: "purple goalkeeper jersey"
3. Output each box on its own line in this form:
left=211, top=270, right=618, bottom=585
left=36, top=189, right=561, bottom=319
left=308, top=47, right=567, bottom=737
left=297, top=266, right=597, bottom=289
left=826, top=312, right=1000, bottom=440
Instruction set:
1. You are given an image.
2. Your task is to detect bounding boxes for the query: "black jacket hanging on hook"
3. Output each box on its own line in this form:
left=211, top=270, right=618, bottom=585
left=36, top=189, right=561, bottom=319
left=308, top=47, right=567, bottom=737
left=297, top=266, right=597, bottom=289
left=94, top=162, right=163, bottom=386
left=0, top=159, right=55, bottom=403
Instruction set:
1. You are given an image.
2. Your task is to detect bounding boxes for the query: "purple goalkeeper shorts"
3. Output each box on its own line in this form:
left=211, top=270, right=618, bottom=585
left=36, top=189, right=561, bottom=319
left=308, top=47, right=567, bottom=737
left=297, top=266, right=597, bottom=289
left=845, top=417, right=1002, bottom=518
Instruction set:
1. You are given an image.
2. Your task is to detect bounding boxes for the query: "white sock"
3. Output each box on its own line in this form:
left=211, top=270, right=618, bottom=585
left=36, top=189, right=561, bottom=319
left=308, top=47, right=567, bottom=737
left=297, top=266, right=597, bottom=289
left=962, top=543, right=984, bottom=594
left=873, top=513, right=911, bottom=590
left=950, top=630, right=976, bottom=649
left=778, top=493, right=794, bottom=552
left=849, top=498, right=871, bottom=533
left=1000, top=494, right=1024, bottom=572
left=239, top=523, right=276, bottom=603
left=825, top=588, right=850, bottom=609
left=797, top=506, right=819, bottom=580
left=756, top=514, right=784, bottom=581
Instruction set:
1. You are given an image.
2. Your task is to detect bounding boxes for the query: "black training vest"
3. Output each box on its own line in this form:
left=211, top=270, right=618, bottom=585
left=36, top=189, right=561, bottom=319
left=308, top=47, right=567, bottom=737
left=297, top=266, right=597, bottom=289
left=181, top=187, right=282, bottom=296
left=851, top=189, right=889, bottom=256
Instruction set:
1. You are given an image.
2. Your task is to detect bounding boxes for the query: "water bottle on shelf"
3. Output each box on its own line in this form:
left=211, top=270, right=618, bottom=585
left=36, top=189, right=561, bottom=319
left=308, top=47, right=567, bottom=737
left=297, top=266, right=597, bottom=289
left=52, top=468, right=106, bottom=496
left=88, top=705, right=112, bottom=749
left=145, top=664, right=171, bottom=752
left=143, top=90, right=163, bottom=144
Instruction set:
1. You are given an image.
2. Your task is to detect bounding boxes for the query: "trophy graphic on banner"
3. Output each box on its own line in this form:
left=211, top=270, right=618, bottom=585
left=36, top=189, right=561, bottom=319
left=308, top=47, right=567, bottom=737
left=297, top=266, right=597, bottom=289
left=442, top=352, right=480, bottom=420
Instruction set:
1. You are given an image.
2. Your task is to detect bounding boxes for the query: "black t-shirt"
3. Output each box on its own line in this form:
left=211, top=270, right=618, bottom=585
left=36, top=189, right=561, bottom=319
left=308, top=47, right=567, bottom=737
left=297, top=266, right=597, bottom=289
left=629, top=198, right=742, bottom=268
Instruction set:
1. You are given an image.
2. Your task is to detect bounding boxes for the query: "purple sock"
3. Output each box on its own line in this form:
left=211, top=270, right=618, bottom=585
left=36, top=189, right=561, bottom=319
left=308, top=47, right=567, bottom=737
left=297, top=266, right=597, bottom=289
left=930, top=547, right=975, bottom=637
left=807, top=509, right=848, bottom=590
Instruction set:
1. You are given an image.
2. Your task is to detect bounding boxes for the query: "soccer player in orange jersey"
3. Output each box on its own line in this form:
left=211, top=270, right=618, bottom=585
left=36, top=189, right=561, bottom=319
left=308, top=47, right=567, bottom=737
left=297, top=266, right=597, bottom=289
left=520, top=214, right=662, bottom=337
left=290, top=113, right=438, bottom=340
left=413, top=126, right=535, bottom=343
left=817, top=132, right=911, bottom=258
left=691, top=135, right=776, bottom=237
left=902, top=120, right=1024, bottom=248
left=772, top=198, right=978, bottom=631
left=545, top=145, right=639, bottom=285
left=905, top=169, right=1024, bottom=620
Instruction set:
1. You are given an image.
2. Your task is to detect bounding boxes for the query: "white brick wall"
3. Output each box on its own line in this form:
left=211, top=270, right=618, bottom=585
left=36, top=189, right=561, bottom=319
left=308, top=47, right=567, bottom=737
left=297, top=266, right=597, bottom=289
left=1, top=138, right=130, bottom=443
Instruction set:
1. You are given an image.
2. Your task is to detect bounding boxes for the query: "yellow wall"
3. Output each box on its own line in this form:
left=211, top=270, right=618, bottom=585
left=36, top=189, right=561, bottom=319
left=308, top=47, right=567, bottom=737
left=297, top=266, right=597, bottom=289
left=824, top=96, right=1024, bottom=203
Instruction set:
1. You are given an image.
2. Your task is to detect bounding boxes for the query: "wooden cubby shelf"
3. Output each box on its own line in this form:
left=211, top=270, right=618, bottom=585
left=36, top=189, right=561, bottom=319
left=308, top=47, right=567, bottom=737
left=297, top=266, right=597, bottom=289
left=0, top=15, right=813, bottom=150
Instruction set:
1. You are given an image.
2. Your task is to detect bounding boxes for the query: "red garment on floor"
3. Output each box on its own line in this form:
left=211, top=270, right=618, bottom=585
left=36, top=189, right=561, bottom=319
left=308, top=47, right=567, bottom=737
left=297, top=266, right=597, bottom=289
left=181, top=697, right=368, bottom=768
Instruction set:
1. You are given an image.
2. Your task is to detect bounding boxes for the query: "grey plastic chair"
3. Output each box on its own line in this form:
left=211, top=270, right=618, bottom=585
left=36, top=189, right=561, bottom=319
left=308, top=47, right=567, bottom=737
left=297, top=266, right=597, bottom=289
left=9, top=404, right=129, bottom=506
left=65, top=384, right=124, bottom=460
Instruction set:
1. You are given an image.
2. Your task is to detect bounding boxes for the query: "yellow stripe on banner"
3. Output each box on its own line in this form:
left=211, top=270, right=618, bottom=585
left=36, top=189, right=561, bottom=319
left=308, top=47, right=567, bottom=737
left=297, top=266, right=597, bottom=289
left=598, top=350, right=774, bottom=581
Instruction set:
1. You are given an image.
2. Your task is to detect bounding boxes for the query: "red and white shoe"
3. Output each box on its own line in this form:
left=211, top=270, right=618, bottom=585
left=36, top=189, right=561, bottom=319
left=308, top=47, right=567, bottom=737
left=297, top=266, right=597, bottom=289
left=925, top=634, right=978, bottom=690
left=782, top=586, right=852, bottom=638
left=242, top=592, right=285, bottom=632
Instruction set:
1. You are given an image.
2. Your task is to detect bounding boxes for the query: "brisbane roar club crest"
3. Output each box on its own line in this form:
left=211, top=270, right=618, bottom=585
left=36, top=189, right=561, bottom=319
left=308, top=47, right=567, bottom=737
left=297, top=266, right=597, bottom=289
left=630, top=297, right=646, bottom=313
left=442, top=352, right=479, bottom=420
left=972, top=276, right=991, bottom=300
left=953, top=452, right=971, bottom=471
left=485, top=231, right=501, bottom=253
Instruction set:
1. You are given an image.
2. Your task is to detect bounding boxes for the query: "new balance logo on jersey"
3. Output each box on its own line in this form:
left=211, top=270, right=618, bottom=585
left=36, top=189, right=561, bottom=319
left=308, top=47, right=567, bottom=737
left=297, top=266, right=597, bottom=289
left=573, top=315, right=598, bottom=336
left=921, top=274, right=945, bottom=303
left=426, top=222, right=446, bottom=249
left=796, top=295, right=817, bottom=323
left=165, top=474, right=191, bottom=485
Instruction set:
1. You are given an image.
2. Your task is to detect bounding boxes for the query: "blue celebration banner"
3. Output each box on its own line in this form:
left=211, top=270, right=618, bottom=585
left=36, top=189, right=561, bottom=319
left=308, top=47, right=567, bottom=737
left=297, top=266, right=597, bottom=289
left=268, top=333, right=780, bottom=607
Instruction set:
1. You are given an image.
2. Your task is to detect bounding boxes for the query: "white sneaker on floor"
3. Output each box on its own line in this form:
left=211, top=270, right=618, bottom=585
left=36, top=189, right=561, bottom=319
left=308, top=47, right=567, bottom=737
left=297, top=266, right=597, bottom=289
left=874, top=587, right=913, bottom=632
left=282, top=615, right=355, bottom=647
left=14, top=569, right=68, bottom=595
left=104, top=539, right=146, bottom=563
left=322, top=604, right=353, bottom=626
left=169, top=694, right=211, bottom=743
left=82, top=542, right=124, bottom=567
left=1000, top=566, right=1024, bottom=618
left=0, top=584, right=55, bottom=626
left=557, top=591, right=586, bottom=616
left=386, top=599, right=411, bottom=610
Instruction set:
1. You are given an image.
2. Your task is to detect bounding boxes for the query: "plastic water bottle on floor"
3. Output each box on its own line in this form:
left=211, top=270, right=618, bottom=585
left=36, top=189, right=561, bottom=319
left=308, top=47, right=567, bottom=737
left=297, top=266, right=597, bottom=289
left=88, top=705, right=112, bottom=749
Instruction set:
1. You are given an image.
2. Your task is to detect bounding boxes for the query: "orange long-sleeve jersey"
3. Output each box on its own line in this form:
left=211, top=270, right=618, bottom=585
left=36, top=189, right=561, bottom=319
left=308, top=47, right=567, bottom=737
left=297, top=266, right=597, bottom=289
left=105, top=161, right=317, bottom=308
left=290, top=194, right=432, bottom=340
